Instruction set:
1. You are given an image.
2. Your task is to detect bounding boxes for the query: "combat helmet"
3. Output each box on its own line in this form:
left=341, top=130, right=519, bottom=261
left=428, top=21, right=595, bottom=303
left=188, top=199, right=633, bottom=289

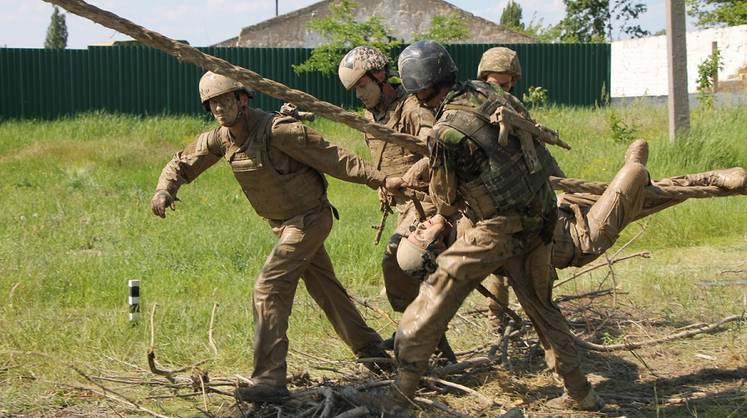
left=396, top=237, right=431, bottom=279
left=477, top=47, right=522, bottom=81
left=338, top=46, right=390, bottom=90
left=397, top=40, right=457, bottom=93
left=198, top=71, right=254, bottom=110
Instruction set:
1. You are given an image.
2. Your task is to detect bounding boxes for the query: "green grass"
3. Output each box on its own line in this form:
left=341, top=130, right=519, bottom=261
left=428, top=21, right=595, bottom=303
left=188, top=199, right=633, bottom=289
left=0, top=105, right=745, bottom=416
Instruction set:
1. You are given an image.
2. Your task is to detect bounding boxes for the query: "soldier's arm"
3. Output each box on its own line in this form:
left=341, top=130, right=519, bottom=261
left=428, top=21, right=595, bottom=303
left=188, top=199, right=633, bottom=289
left=271, top=119, right=386, bottom=189
left=155, top=130, right=224, bottom=196
left=428, top=127, right=461, bottom=218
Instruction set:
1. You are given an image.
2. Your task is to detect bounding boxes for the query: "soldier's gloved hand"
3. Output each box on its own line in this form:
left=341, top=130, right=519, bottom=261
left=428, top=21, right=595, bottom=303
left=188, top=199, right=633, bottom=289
left=384, top=176, right=405, bottom=193
left=151, top=190, right=175, bottom=218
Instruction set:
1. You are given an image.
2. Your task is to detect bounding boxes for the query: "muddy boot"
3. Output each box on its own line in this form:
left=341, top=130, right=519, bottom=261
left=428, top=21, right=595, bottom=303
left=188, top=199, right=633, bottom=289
left=685, top=167, right=747, bottom=191
left=356, top=344, right=394, bottom=375
left=433, top=334, right=457, bottom=365
left=624, top=139, right=649, bottom=165
left=234, top=383, right=290, bottom=403
left=546, top=388, right=605, bottom=412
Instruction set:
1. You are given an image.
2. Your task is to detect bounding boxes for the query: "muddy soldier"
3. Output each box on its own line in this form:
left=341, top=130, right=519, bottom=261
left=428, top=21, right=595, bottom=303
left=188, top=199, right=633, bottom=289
left=552, top=141, right=747, bottom=269
left=476, top=47, right=747, bottom=321
left=337, top=47, right=456, bottom=361
left=150, top=72, right=401, bottom=402
left=476, top=47, right=566, bottom=325
left=397, top=141, right=746, bottom=277
left=389, top=40, right=605, bottom=411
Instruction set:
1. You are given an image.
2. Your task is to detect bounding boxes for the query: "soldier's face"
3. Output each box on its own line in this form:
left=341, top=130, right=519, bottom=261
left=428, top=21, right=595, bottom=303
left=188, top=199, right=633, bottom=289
left=209, top=92, right=241, bottom=126
left=408, top=214, right=448, bottom=250
left=485, top=72, right=515, bottom=92
left=353, top=75, right=382, bottom=109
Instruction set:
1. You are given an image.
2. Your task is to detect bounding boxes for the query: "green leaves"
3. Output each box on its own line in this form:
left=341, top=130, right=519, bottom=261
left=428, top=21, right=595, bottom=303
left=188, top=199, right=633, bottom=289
left=293, top=0, right=400, bottom=76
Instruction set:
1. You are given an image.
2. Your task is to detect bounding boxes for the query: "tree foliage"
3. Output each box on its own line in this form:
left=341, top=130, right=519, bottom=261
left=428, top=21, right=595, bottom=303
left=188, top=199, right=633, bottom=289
left=44, top=6, right=68, bottom=49
left=558, top=0, right=650, bottom=42
left=686, top=0, right=747, bottom=28
left=293, top=0, right=400, bottom=75
left=412, top=14, right=470, bottom=43
left=500, top=0, right=525, bottom=30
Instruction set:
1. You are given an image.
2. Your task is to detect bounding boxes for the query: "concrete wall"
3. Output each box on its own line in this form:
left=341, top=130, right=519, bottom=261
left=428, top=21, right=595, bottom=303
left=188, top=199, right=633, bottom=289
left=611, top=25, right=747, bottom=97
left=218, top=0, right=533, bottom=48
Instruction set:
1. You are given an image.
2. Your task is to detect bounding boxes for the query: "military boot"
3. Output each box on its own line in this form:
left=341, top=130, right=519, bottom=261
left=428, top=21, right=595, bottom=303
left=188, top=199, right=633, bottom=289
left=356, top=344, right=394, bottom=374
left=546, top=388, right=605, bottom=412
left=685, top=167, right=747, bottom=191
left=624, top=139, right=649, bottom=165
left=234, top=383, right=290, bottom=403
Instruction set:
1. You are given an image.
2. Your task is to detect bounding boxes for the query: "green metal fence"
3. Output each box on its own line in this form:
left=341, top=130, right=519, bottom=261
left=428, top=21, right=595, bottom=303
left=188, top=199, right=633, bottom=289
left=0, top=44, right=610, bottom=120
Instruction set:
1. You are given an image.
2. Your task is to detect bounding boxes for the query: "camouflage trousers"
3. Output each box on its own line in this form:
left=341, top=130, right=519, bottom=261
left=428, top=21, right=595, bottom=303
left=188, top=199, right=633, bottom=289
left=251, top=204, right=383, bottom=387
left=395, top=217, right=591, bottom=400
left=382, top=198, right=437, bottom=312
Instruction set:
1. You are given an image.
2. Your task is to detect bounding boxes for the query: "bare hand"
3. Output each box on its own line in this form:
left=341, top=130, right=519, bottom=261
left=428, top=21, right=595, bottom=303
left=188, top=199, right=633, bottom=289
left=384, top=176, right=405, bottom=193
left=151, top=190, right=175, bottom=218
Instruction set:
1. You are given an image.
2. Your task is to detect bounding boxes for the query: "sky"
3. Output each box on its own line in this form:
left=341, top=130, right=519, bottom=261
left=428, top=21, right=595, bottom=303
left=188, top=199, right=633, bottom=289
left=0, top=1, right=695, bottom=49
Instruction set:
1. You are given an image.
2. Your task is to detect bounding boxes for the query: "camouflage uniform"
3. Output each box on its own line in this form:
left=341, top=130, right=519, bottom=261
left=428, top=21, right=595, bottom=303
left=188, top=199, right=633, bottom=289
left=395, top=81, right=593, bottom=401
left=155, top=108, right=387, bottom=388
left=363, top=85, right=436, bottom=312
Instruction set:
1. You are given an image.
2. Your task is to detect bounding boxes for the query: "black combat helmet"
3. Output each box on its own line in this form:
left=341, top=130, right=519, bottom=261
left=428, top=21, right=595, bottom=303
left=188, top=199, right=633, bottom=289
left=397, top=40, right=457, bottom=93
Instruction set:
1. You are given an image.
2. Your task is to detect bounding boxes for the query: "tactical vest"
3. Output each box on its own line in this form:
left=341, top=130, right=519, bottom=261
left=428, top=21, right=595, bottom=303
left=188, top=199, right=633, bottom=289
left=365, top=94, right=422, bottom=176
left=225, top=112, right=328, bottom=221
left=437, top=82, right=556, bottom=216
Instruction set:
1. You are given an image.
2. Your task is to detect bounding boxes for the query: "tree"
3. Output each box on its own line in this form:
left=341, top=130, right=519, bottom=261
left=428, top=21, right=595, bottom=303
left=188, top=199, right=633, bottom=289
left=558, top=0, right=650, bottom=42
left=412, top=14, right=470, bottom=43
left=293, top=0, right=400, bottom=75
left=500, top=0, right=525, bottom=30
left=686, top=0, right=747, bottom=28
left=44, top=6, right=68, bottom=49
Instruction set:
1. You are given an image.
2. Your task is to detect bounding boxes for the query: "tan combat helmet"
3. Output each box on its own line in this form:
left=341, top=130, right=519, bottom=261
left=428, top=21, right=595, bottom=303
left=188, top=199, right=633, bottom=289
left=338, top=46, right=390, bottom=90
left=198, top=71, right=254, bottom=107
left=396, top=237, right=430, bottom=278
left=477, top=47, right=522, bottom=81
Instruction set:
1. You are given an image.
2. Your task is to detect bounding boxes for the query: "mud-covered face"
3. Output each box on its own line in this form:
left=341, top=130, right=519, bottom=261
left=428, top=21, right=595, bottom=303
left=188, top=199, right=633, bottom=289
left=209, top=91, right=241, bottom=127
left=484, top=72, right=515, bottom=93
left=408, top=214, right=448, bottom=251
left=353, top=75, right=382, bottom=109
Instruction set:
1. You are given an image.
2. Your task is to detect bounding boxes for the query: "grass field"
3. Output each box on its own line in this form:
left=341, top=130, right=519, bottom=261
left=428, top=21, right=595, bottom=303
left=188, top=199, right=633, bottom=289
left=0, top=103, right=745, bottom=417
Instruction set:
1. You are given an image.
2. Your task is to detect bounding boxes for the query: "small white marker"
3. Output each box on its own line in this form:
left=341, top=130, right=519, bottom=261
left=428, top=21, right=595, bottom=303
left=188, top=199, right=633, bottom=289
left=128, top=279, right=140, bottom=322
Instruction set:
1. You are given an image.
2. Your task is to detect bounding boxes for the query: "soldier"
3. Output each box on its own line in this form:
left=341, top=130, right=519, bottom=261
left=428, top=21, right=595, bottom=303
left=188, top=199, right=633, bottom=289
left=397, top=141, right=747, bottom=272
left=477, top=46, right=563, bottom=327
left=477, top=46, right=530, bottom=119
left=150, top=72, right=401, bottom=402
left=551, top=140, right=746, bottom=269
left=338, top=46, right=456, bottom=362
left=389, top=40, right=605, bottom=411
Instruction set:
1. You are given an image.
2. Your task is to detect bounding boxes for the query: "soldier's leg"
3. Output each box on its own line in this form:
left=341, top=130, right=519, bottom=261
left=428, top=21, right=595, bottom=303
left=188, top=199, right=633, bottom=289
left=503, top=242, right=596, bottom=403
left=484, top=275, right=510, bottom=327
left=394, top=221, right=521, bottom=398
left=250, top=206, right=333, bottom=388
left=655, top=167, right=747, bottom=191
left=302, top=243, right=384, bottom=355
left=582, top=140, right=650, bottom=257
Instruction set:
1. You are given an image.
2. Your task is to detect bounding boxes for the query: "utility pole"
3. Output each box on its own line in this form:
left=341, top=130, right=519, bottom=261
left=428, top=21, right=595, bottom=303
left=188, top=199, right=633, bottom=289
left=665, top=0, right=690, bottom=142
left=276, top=0, right=279, bottom=17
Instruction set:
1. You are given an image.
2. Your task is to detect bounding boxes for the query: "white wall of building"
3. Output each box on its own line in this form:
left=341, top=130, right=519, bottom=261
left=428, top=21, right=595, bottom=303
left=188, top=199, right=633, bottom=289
left=611, top=25, right=747, bottom=97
